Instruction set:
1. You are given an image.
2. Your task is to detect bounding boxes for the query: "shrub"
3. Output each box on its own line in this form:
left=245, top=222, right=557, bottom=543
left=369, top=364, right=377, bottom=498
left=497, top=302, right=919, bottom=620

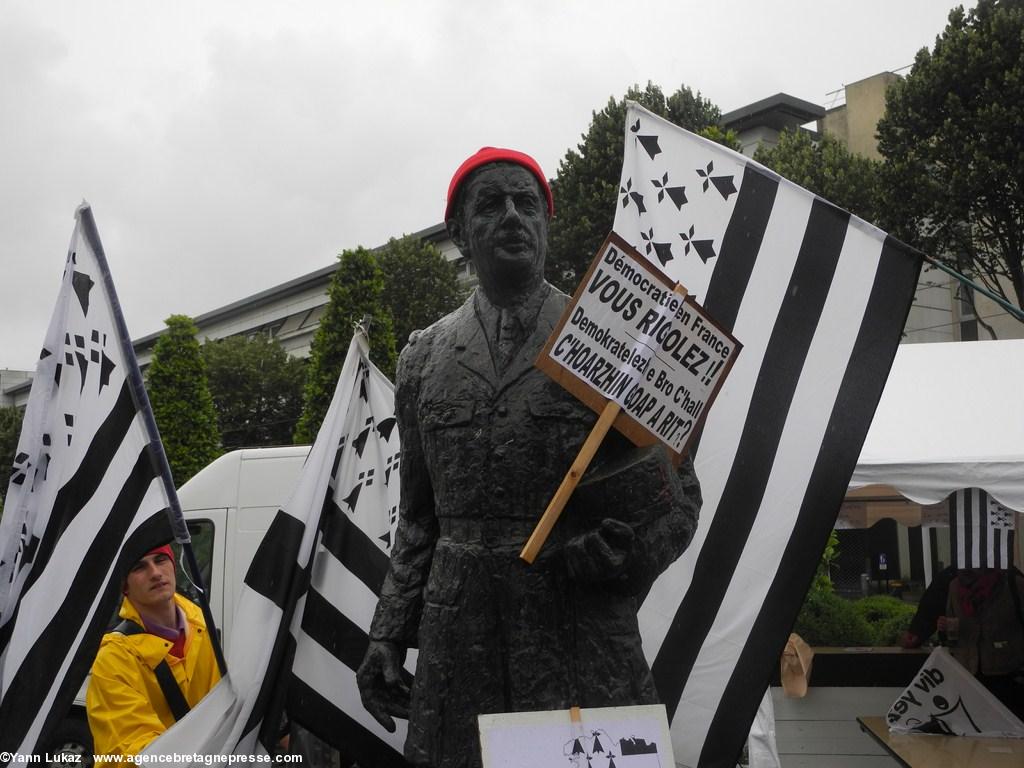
left=794, top=591, right=917, bottom=647
left=852, top=595, right=916, bottom=646
left=793, top=590, right=875, bottom=647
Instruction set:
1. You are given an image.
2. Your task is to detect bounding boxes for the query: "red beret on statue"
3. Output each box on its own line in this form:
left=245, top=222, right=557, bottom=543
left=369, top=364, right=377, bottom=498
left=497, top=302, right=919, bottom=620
left=445, top=147, right=554, bottom=221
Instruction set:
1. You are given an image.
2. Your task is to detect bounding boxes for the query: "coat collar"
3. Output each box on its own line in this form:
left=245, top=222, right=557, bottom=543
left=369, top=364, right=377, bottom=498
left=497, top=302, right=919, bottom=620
left=453, top=282, right=565, bottom=393
left=115, top=593, right=205, bottom=669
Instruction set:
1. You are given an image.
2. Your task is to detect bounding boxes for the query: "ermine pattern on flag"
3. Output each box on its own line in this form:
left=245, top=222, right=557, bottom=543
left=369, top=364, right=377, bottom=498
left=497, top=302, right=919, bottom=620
left=0, top=206, right=172, bottom=756
left=614, top=103, right=921, bottom=767
left=142, top=333, right=408, bottom=766
left=285, top=341, right=411, bottom=766
left=951, top=488, right=1017, bottom=570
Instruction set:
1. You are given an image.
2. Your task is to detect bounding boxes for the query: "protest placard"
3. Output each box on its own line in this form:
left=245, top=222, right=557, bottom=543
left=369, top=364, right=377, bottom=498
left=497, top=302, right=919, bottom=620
left=536, top=233, right=740, bottom=456
left=521, top=233, right=741, bottom=564
left=479, top=704, right=673, bottom=768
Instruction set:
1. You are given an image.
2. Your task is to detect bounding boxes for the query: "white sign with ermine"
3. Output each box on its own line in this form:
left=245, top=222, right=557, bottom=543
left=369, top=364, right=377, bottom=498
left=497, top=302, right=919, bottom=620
left=540, top=233, right=740, bottom=455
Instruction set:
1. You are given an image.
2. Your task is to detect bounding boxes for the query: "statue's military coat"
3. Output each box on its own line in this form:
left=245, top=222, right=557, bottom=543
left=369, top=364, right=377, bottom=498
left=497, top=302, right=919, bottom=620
left=369, top=283, right=700, bottom=768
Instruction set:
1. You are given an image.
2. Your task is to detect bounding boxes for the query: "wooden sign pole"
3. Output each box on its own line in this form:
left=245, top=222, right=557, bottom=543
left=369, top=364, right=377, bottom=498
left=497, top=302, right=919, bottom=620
left=519, top=400, right=621, bottom=564
left=520, top=283, right=690, bottom=565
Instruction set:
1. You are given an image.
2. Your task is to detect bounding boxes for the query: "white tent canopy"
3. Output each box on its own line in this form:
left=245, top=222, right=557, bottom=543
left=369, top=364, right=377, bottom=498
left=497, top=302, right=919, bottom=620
left=850, top=339, right=1024, bottom=510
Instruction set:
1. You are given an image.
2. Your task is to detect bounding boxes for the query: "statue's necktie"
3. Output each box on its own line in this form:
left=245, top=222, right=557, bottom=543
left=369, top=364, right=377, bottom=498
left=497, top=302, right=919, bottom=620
left=496, top=312, right=519, bottom=373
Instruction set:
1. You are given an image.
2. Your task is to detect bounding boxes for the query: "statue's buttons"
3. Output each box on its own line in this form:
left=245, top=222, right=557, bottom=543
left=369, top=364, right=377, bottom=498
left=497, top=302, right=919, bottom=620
left=494, top=486, right=506, bottom=498
left=496, top=405, right=508, bottom=417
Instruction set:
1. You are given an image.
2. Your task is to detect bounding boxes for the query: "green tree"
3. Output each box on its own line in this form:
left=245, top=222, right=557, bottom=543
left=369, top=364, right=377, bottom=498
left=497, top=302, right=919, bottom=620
left=377, top=235, right=462, bottom=355
left=0, top=405, right=25, bottom=518
left=878, top=0, right=1024, bottom=327
left=201, top=335, right=306, bottom=449
left=145, top=315, right=221, bottom=485
left=294, top=248, right=397, bottom=443
left=754, top=129, right=885, bottom=223
left=547, top=82, right=741, bottom=292
left=809, top=529, right=841, bottom=595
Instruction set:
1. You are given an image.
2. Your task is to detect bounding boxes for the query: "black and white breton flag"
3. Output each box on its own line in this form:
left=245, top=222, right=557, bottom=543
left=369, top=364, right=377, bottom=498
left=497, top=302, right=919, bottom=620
left=0, top=205, right=173, bottom=757
left=143, top=331, right=406, bottom=764
left=613, top=103, right=922, bottom=767
left=950, top=488, right=1017, bottom=570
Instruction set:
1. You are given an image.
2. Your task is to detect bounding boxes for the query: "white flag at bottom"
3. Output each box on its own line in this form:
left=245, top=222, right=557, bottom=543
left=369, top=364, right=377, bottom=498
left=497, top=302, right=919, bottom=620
left=887, top=647, right=1024, bottom=737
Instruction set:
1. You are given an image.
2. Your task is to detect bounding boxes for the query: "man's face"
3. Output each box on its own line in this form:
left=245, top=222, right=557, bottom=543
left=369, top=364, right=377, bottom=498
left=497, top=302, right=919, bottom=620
left=124, top=550, right=176, bottom=614
left=455, top=163, right=548, bottom=293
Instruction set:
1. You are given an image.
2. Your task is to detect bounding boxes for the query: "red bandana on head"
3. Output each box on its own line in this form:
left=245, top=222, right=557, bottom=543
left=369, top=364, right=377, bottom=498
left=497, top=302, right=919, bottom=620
left=122, top=544, right=175, bottom=594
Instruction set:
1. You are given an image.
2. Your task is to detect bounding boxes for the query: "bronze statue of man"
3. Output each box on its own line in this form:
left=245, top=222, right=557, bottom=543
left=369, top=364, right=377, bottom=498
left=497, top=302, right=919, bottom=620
left=357, top=147, right=701, bottom=768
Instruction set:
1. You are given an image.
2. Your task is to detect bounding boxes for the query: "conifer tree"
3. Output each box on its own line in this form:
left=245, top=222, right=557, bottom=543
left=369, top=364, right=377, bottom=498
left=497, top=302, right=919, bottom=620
left=377, top=235, right=461, bottom=355
left=293, top=247, right=396, bottom=443
left=145, top=315, right=221, bottom=485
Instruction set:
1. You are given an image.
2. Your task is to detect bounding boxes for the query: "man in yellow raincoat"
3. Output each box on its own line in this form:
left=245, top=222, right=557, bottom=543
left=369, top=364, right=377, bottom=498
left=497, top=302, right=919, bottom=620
left=86, top=544, right=220, bottom=762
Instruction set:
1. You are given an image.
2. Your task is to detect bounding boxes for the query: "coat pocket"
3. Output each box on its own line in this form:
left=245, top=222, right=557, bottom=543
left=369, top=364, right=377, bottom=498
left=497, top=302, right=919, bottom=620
left=421, top=400, right=475, bottom=432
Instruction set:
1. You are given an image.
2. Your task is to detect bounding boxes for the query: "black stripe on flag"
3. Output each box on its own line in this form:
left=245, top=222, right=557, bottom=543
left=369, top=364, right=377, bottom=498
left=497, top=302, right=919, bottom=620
left=245, top=510, right=306, bottom=610
left=652, top=198, right=851, bottom=717
left=243, top=621, right=298, bottom=748
left=15, top=381, right=138, bottom=603
left=0, top=447, right=169, bottom=752
left=686, top=165, right=776, bottom=455
left=287, top=676, right=409, bottom=768
left=301, top=588, right=372, bottom=671
left=238, top=511, right=317, bottom=746
left=962, top=490, right=974, bottom=569
left=240, top=557, right=318, bottom=745
left=320, top=501, right=390, bottom=596
left=700, top=165, right=778, bottom=332
left=292, top=589, right=413, bottom=761
left=966, top=491, right=974, bottom=567
left=951, top=491, right=963, bottom=567
left=976, top=491, right=988, bottom=568
left=698, top=236, right=922, bottom=767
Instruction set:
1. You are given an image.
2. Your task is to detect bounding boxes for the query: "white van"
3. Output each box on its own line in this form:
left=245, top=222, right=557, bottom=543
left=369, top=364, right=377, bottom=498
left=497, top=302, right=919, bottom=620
left=50, top=446, right=310, bottom=764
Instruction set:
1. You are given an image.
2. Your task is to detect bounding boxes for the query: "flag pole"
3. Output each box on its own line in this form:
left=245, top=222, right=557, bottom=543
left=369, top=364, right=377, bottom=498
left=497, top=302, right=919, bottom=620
left=76, top=203, right=228, bottom=676
left=920, top=253, right=1024, bottom=322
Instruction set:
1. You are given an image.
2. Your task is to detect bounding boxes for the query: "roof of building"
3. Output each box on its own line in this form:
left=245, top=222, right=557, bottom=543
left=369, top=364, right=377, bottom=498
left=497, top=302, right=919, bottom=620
left=130, top=221, right=450, bottom=353
left=721, top=93, right=825, bottom=133
left=4, top=222, right=452, bottom=398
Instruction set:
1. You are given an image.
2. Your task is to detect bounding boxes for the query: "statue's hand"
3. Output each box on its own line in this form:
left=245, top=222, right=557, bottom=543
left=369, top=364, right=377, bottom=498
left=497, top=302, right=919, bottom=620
left=564, top=518, right=635, bottom=583
left=356, top=639, right=411, bottom=732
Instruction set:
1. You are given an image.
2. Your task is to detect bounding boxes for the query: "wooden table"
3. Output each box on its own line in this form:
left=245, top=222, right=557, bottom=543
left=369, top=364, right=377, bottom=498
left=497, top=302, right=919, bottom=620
left=858, top=715, right=1024, bottom=767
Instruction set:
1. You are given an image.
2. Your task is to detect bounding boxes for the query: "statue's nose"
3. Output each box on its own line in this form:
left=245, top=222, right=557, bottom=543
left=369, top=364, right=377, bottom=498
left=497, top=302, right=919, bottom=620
left=501, top=196, right=521, bottom=221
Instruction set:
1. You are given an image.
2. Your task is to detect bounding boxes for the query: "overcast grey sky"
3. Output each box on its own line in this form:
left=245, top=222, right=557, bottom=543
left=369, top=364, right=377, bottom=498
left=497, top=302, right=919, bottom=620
left=1, top=1, right=967, bottom=371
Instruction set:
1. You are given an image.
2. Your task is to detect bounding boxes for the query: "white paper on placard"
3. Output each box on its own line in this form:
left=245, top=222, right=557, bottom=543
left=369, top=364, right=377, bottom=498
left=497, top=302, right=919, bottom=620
left=479, top=704, right=674, bottom=768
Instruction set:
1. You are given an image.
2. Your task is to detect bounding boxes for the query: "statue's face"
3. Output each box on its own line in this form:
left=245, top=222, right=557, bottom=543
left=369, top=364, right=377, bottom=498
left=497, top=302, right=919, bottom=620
left=456, top=163, right=548, bottom=295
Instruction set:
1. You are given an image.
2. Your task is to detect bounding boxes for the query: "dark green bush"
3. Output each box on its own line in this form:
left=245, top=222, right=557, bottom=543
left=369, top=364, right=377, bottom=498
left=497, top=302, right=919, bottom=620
left=851, top=595, right=916, bottom=646
left=794, top=591, right=917, bottom=646
left=793, top=590, right=875, bottom=647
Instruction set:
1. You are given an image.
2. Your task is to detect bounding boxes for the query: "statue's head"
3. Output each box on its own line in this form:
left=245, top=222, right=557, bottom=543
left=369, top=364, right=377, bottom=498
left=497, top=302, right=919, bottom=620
left=445, top=147, right=553, bottom=305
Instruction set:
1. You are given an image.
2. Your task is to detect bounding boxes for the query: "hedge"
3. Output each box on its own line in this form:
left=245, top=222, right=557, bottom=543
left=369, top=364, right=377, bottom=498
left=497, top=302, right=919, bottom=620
left=793, top=591, right=916, bottom=646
